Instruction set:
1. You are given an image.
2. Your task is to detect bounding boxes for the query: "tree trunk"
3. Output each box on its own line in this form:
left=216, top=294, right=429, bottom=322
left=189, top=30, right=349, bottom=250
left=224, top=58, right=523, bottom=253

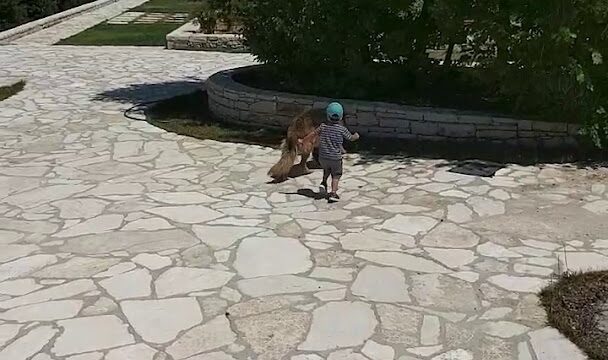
left=444, top=42, right=455, bottom=66
left=414, top=0, right=433, bottom=66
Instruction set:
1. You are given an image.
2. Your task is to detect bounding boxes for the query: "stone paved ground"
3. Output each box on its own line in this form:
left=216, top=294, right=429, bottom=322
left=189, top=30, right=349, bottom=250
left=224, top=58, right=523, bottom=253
left=1, top=33, right=608, bottom=360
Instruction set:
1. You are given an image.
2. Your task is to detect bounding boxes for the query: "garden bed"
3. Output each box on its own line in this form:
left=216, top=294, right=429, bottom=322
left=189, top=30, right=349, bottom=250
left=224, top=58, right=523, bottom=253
left=207, top=65, right=584, bottom=149
left=234, top=64, right=578, bottom=125
left=166, top=21, right=247, bottom=52
left=146, top=90, right=605, bottom=164
left=540, top=271, right=608, bottom=360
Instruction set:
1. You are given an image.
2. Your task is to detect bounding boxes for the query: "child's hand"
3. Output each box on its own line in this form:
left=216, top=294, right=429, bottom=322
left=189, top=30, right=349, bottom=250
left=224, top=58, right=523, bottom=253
left=352, top=132, right=360, bottom=141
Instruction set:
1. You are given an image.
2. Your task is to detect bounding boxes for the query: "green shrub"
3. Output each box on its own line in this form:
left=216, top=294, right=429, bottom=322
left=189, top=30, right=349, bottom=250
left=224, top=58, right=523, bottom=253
left=239, top=0, right=407, bottom=73
left=0, top=0, right=95, bottom=31
left=193, top=0, right=242, bottom=33
left=232, top=1, right=608, bottom=144
left=0, top=0, right=27, bottom=31
left=237, top=0, right=607, bottom=105
left=26, top=0, right=58, bottom=21
left=468, top=0, right=608, bottom=143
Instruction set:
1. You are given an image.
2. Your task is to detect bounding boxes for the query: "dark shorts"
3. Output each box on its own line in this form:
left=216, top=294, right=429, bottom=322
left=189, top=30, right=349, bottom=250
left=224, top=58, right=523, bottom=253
left=319, top=158, right=343, bottom=177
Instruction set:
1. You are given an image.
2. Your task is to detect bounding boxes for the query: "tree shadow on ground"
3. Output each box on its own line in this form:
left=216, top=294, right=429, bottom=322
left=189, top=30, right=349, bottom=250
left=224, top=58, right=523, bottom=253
left=349, top=136, right=608, bottom=170
left=93, top=79, right=205, bottom=104
left=350, top=152, right=505, bottom=177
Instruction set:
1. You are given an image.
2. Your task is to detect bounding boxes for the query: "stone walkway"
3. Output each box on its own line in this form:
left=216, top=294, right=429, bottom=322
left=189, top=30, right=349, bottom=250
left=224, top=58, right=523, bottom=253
left=1, top=42, right=608, bottom=360
left=107, top=12, right=189, bottom=25
left=13, top=0, right=148, bottom=45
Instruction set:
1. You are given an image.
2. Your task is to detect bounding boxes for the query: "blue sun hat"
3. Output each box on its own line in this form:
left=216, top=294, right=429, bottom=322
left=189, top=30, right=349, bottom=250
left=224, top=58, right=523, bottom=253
left=326, top=102, right=344, bottom=122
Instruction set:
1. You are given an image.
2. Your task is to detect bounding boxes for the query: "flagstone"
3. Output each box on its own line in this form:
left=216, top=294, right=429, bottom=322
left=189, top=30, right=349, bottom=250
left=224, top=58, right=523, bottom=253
left=52, top=315, right=134, bottom=356
left=234, top=236, right=312, bottom=278
left=299, top=302, right=377, bottom=351
left=121, top=298, right=203, bottom=343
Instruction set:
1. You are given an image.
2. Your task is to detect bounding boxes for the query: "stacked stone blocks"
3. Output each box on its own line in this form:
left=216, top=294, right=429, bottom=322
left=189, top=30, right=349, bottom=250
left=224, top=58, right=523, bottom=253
left=208, top=66, right=579, bottom=147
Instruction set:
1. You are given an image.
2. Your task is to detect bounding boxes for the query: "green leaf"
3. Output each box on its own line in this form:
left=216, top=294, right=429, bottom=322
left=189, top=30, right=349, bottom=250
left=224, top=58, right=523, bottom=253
left=592, top=50, right=603, bottom=65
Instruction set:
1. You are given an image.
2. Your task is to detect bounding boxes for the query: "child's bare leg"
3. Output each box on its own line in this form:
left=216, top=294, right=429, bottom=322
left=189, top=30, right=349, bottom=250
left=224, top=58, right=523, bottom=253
left=322, top=169, right=330, bottom=188
left=331, top=176, right=340, bottom=194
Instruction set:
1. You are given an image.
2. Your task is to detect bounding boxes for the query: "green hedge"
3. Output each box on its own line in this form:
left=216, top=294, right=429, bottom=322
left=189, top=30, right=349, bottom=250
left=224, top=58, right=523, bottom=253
left=193, top=0, right=241, bottom=33
left=218, top=0, right=608, bottom=147
left=0, top=0, right=95, bottom=32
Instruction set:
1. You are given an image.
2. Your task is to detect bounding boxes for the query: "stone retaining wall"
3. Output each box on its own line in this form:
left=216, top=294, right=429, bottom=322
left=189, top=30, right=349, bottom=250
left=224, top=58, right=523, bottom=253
left=166, top=21, right=248, bottom=53
left=207, top=66, right=580, bottom=147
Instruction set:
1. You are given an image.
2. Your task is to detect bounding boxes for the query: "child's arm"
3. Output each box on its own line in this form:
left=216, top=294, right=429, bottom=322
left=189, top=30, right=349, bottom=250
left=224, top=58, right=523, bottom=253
left=298, top=126, right=320, bottom=143
left=340, top=126, right=359, bottom=141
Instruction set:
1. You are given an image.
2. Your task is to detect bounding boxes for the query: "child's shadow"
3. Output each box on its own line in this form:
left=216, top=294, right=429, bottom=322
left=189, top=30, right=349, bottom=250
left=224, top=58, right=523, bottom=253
left=283, top=188, right=328, bottom=201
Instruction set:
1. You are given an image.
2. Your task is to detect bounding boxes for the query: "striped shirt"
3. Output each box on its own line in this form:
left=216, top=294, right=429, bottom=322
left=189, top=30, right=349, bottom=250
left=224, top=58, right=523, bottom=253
left=318, top=122, right=353, bottom=160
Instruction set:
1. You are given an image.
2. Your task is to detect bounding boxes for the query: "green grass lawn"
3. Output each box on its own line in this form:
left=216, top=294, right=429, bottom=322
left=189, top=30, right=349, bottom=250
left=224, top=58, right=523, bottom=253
left=58, top=23, right=181, bottom=46
left=131, top=0, right=200, bottom=14
left=146, top=90, right=284, bottom=147
left=57, top=0, right=198, bottom=46
left=0, top=81, right=25, bottom=101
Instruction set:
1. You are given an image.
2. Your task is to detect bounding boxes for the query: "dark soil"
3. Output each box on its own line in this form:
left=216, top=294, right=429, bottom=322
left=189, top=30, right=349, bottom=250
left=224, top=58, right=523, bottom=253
left=539, top=271, right=608, bottom=360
